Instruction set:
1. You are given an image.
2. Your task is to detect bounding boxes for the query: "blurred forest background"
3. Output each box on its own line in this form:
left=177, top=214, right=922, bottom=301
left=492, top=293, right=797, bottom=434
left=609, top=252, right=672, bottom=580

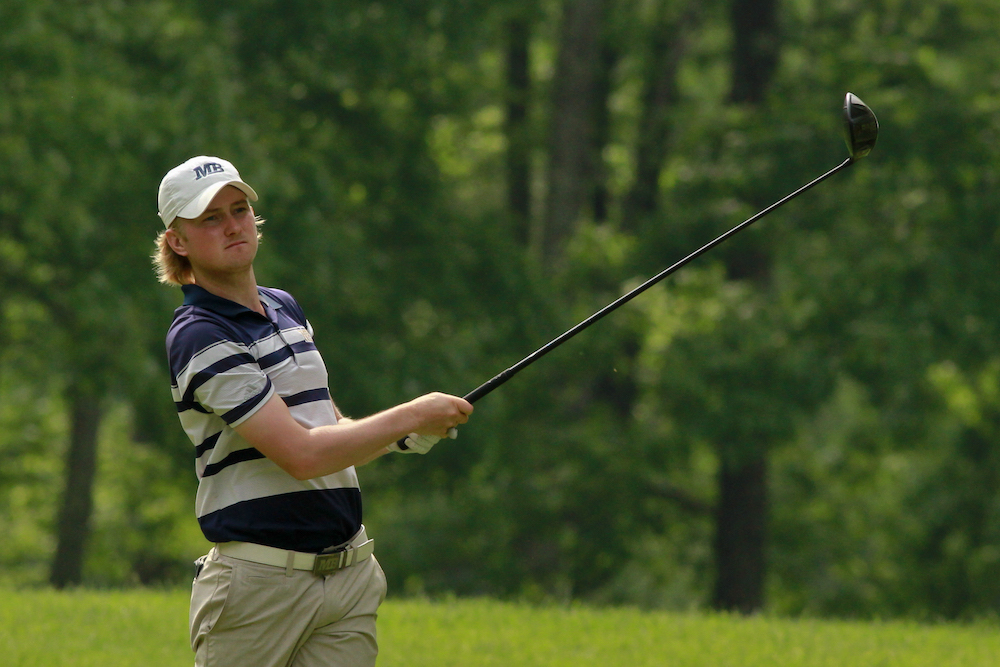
left=2, top=0, right=1000, bottom=621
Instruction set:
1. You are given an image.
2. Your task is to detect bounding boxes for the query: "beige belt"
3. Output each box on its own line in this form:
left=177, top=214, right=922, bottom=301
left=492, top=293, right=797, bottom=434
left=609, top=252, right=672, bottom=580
left=215, top=525, right=374, bottom=576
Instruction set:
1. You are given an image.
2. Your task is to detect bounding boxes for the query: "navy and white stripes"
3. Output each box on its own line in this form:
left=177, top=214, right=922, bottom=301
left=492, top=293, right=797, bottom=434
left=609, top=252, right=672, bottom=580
left=166, top=284, right=361, bottom=552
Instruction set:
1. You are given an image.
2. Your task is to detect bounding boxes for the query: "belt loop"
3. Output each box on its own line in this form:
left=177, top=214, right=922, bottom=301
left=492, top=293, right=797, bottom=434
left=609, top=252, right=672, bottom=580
left=285, top=550, right=295, bottom=577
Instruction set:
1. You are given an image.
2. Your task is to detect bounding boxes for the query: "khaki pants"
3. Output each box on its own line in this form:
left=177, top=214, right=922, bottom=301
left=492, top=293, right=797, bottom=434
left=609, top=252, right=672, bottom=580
left=190, top=547, right=387, bottom=667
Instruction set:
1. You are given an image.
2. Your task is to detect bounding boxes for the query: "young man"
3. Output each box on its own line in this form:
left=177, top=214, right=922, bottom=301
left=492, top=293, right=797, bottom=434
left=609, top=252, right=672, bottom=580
left=154, top=156, right=472, bottom=667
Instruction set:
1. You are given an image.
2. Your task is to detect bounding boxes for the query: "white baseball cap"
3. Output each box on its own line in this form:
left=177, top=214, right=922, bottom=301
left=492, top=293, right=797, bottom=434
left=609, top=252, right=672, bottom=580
left=157, top=156, right=259, bottom=228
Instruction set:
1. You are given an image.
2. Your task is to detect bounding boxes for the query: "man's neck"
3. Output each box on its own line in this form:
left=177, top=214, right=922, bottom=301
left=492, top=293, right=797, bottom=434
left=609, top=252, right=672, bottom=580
left=190, top=269, right=264, bottom=315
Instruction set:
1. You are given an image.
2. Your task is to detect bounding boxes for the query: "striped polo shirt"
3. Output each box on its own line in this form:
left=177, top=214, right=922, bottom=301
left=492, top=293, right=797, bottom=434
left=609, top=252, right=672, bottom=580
left=166, top=284, right=361, bottom=552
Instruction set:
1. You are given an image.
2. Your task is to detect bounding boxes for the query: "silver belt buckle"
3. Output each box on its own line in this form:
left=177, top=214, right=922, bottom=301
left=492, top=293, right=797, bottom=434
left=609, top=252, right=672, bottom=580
left=312, top=544, right=352, bottom=575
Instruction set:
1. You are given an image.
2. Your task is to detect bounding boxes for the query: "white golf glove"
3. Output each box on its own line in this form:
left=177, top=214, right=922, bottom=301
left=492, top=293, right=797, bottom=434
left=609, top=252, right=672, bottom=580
left=389, top=433, right=441, bottom=454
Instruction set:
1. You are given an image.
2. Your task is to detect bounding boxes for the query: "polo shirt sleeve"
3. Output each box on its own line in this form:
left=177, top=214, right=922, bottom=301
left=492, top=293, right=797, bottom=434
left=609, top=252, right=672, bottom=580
left=170, top=320, right=275, bottom=427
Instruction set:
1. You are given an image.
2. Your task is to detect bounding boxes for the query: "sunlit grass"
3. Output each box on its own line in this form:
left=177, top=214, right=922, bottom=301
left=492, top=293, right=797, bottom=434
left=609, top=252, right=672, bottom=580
left=379, top=598, right=1000, bottom=667
left=4, top=589, right=189, bottom=667
left=3, top=589, right=997, bottom=666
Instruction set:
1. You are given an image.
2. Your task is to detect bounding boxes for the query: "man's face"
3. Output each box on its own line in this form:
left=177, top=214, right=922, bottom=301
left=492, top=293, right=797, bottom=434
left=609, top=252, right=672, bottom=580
left=166, top=185, right=258, bottom=277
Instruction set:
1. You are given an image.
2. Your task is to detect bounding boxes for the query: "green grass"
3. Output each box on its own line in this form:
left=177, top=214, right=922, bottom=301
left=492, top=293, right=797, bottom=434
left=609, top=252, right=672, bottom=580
left=2, top=589, right=997, bottom=666
left=3, top=589, right=189, bottom=666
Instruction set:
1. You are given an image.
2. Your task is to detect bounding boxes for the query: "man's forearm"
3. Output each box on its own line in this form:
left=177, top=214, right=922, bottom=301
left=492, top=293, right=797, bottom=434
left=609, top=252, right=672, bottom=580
left=235, top=391, right=471, bottom=480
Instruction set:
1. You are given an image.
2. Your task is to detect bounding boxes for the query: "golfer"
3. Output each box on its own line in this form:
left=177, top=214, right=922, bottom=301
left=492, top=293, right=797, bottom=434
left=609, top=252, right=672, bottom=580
left=153, top=156, right=472, bottom=666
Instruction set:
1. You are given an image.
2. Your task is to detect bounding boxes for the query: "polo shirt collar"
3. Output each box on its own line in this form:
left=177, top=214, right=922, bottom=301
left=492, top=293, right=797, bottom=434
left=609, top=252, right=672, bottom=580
left=181, top=284, right=282, bottom=318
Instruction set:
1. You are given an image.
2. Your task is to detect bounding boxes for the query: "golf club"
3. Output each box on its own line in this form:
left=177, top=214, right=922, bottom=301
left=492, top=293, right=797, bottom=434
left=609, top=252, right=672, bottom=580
left=398, top=92, right=878, bottom=449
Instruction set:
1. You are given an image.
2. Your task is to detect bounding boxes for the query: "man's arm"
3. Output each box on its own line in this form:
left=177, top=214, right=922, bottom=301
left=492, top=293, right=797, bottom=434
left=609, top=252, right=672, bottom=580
left=332, top=415, right=389, bottom=467
left=234, top=391, right=472, bottom=480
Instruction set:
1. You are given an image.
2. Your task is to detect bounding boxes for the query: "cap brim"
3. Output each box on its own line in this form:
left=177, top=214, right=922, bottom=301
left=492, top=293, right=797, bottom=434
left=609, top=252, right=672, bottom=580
left=175, top=180, right=259, bottom=222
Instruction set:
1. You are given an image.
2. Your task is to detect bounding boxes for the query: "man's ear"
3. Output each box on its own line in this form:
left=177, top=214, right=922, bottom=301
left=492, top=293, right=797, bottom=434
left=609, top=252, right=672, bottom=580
left=165, top=227, right=189, bottom=257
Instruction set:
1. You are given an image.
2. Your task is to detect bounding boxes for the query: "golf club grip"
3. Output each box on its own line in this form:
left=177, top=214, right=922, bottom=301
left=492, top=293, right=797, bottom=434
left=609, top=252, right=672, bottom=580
left=393, top=376, right=500, bottom=448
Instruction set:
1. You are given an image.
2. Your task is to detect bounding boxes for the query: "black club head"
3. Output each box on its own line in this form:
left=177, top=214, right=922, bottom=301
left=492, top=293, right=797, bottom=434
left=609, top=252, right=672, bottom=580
left=843, top=92, right=879, bottom=159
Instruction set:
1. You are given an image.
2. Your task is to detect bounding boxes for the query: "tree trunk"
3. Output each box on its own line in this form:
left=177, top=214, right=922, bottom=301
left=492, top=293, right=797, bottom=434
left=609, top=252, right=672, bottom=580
left=712, top=456, right=767, bottom=612
left=590, top=43, right=616, bottom=224
left=711, top=0, right=782, bottom=615
left=50, top=386, right=102, bottom=589
left=729, top=0, right=780, bottom=105
left=505, top=15, right=532, bottom=246
left=543, top=0, right=605, bottom=263
left=623, top=5, right=699, bottom=226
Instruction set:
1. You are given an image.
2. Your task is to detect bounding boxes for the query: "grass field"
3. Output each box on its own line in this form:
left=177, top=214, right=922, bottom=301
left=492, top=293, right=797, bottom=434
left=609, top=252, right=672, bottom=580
left=2, top=589, right=998, bottom=666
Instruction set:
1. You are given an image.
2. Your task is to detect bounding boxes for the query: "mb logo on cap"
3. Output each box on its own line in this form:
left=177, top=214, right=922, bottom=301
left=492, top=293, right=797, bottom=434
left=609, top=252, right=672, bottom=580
left=194, top=162, right=226, bottom=180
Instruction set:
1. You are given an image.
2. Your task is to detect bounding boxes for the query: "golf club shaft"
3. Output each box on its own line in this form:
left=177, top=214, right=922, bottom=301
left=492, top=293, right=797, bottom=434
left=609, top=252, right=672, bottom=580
left=395, top=155, right=856, bottom=449
left=461, top=156, right=855, bottom=404
left=398, top=92, right=876, bottom=448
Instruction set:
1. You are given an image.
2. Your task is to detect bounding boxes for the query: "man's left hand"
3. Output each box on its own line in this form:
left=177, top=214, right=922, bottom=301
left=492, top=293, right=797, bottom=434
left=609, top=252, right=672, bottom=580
left=389, top=433, right=441, bottom=454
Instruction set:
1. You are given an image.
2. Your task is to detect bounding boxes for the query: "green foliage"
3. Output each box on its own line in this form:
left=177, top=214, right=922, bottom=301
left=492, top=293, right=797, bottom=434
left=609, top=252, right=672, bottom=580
left=3, top=0, right=1000, bottom=621
left=0, top=372, right=64, bottom=587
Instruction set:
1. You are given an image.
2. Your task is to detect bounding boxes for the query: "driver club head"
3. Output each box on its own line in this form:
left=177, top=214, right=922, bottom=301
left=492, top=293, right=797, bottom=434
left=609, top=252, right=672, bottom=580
left=843, top=92, right=879, bottom=159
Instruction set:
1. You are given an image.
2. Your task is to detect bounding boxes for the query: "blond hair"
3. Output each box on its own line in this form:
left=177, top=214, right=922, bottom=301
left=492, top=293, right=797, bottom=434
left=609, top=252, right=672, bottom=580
left=152, top=217, right=265, bottom=286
